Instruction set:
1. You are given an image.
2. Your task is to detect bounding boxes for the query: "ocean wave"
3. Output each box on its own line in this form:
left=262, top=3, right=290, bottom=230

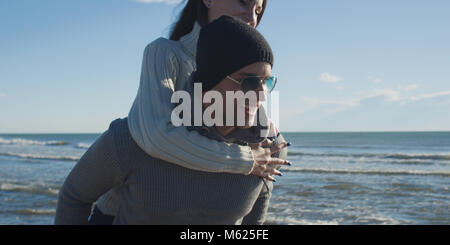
left=354, top=215, right=404, bottom=225
left=283, top=167, right=450, bottom=177
left=10, top=209, right=56, bottom=215
left=0, top=137, right=68, bottom=146
left=265, top=216, right=340, bottom=225
left=0, top=152, right=80, bottom=162
left=385, top=153, right=450, bottom=161
left=293, top=145, right=374, bottom=150
left=322, top=183, right=369, bottom=190
left=266, top=214, right=404, bottom=225
left=75, top=143, right=91, bottom=149
left=0, top=183, right=60, bottom=196
left=289, top=152, right=450, bottom=161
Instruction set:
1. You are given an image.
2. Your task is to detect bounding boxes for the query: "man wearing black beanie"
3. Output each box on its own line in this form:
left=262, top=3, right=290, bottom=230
left=195, top=15, right=274, bottom=92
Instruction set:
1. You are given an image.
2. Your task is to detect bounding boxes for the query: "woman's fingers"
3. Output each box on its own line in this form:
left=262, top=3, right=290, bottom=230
left=267, top=157, right=291, bottom=166
left=269, top=142, right=290, bottom=155
left=250, top=140, right=292, bottom=182
left=263, top=164, right=283, bottom=176
left=265, top=175, right=277, bottom=182
left=272, top=168, right=283, bottom=177
left=250, top=161, right=287, bottom=182
left=262, top=171, right=277, bottom=182
left=260, top=138, right=273, bottom=148
left=251, top=162, right=278, bottom=176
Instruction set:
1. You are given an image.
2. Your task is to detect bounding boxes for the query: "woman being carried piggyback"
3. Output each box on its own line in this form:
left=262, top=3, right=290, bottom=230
left=55, top=15, right=288, bottom=225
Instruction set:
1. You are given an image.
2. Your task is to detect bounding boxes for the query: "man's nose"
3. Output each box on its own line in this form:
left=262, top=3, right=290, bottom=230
left=255, top=82, right=267, bottom=102
left=242, top=9, right=257, bottom=28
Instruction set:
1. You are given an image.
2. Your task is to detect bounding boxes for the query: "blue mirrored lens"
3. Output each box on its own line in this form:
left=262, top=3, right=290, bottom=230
left=265, top=76, right=277, bottom=92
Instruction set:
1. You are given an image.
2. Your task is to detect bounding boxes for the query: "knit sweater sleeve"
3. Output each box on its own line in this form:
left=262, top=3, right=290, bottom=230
left=127, top=38, right=255, bottom=175
left=54, top=128, right=125, bottom=225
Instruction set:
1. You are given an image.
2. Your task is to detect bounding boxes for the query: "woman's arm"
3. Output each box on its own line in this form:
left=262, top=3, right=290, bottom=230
left=128, top=38, right=255, bottom=175
left=54, top=129, right=125, bottom=225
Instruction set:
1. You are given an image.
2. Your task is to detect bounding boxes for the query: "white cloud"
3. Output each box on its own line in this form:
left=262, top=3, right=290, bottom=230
left=361, top=88, right=403, bottom=102
left=291, top=84, right=450, bottom=131
left=404, top=84, right=419, bottom=91
left=0, top=92, right=6, bottom=97
left=300, top=89, right=400, bottom=111
left=134, top=0, right=182, bottom=4
left=300, top=96, right=358, bottom=107
left=299, top=75, right=449, bottom=116
left=409, top=91, right=450, bottom=101
left=367, top=75, right=382, bottom=84
left=297, top=96, right=359, bottom=115
left=297, top=88, right=450, bottom=116
left=319, top=73, right=342, bottom=83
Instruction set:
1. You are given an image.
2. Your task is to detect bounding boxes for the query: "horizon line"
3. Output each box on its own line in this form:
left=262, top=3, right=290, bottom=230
left=1, top=130, right=450, bottom=135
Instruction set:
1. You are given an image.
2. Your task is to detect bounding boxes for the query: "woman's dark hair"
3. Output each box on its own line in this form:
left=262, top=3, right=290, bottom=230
left=169, top=0, right=267, bottom=41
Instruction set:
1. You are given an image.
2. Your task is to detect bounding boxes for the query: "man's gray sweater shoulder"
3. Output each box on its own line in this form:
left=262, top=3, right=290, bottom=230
left=55, top=118, right=280, bottom=225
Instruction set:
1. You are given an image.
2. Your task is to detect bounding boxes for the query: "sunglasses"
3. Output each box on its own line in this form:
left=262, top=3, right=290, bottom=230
left=226, top=75, right=278, bottom=93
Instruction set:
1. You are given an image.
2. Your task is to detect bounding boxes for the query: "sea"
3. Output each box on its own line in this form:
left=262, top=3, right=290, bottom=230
left=0, top=132, right=449, bottom=225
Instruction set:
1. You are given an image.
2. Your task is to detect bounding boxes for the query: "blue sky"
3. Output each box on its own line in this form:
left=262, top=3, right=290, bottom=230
left=1, top=0, right=449, bottom=133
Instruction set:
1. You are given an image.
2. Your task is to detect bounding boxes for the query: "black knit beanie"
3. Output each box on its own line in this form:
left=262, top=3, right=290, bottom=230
left=195, top=15, right=274, bottom=92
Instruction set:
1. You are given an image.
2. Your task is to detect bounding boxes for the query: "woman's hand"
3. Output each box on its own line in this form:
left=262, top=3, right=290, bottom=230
left=249, top=139, right=291, bottom=182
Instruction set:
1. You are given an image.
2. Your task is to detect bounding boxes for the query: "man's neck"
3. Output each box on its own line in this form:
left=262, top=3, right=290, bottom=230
left=214, top=125, right=236, bottom=137
left=201, top=99, right=236, bottom=137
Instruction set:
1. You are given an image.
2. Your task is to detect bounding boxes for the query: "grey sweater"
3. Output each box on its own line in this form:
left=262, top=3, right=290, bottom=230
left=55, top=118, right=286, bottom=225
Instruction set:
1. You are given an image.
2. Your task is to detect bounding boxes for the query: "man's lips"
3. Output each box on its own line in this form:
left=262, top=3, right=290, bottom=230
left=244, top=105, right=259, bottom=115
